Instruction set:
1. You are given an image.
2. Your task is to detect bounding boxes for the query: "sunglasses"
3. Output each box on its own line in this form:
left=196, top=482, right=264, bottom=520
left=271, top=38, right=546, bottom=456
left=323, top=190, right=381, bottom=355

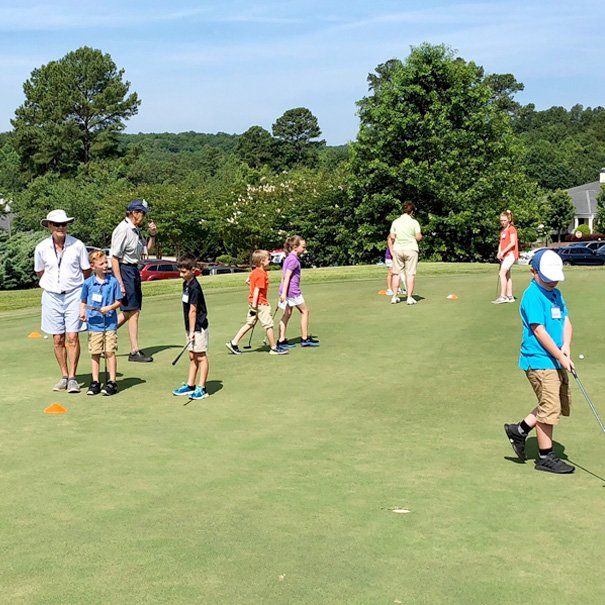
left=50, top=222, right=68, bottom=227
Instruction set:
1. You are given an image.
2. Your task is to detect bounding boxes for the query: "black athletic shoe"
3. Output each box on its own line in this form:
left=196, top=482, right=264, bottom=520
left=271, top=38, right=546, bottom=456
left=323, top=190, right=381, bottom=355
left=534, top=452, right=575, bottom=474
left=87, top=381, right=101, bottom=396
left=504, top=423, right=526, bottom=462
left=101, top=381, right=119, bottom=396
left=128, top=350, right=153, bottom=363
left=225, top=341, right=242, bottom=355
left=277, top=339, right=296, bottom=349
left=301, top=336, right=320, bottom=348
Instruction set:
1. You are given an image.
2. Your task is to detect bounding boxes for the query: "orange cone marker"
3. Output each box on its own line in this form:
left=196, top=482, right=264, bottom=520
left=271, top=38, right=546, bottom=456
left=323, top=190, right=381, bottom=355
left=28, top=331, right=42, bottom=339
left=446, top=294, right=458, bottom=300
left=377, top=290, right=387, bottom=295
left=44, top=403, right=67, bottom=414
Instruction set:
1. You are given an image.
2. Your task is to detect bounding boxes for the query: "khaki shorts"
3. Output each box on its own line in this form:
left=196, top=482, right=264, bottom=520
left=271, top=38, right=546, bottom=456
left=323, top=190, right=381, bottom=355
left=392, top=248, right=418, bottom=276
left=500, top=253, right=516, bottom=273
left=245, top=304, right=274, bottom=330
left=526, top=369, right=571, bottom=425
left=187, top=329, right=209, bottom=354
left=88, top=330, right=118, bottom=355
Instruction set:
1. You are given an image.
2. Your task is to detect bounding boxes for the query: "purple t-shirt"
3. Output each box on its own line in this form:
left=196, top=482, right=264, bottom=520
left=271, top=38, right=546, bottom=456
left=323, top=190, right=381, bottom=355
left=280, top=252, right=302, bottom=297
left=385, top=247, right=392, bottom=261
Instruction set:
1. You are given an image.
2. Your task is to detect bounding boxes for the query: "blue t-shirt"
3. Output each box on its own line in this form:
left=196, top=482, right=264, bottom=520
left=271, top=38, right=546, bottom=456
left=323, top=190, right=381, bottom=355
left=519, top=279, right=568, bottom=370
left=81, top=274, right=122, bottom=332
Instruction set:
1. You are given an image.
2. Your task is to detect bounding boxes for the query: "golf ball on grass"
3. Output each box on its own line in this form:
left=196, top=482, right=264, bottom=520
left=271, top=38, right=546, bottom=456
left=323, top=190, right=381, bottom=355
left=579, top=354, right=585, bottom=360
left=44, top=335, right=48, bottom=339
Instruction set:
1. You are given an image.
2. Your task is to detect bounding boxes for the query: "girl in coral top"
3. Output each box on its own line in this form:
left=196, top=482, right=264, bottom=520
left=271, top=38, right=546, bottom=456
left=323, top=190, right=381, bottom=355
left=492, top=209, right=519, bottom=304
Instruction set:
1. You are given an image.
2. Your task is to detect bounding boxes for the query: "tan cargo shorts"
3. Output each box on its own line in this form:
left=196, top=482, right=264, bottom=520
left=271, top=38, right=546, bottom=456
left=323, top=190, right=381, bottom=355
left=88, top=330, right=118, bottom=355
left=392, top=248, right=419, bottom=277
left=245, top=304, right=274, bottom=330
left=526, top=369, right=571, bottom=425
left=187, top=329, right=209, bottom=354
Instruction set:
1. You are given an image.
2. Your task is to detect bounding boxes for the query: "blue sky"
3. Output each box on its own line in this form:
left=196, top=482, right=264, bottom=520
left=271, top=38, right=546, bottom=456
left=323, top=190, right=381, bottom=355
left=0, top=0, right=603, bottom=144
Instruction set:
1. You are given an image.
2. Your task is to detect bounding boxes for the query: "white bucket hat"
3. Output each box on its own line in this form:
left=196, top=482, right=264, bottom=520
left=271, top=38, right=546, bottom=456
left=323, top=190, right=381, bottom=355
left=40, top=209, right=75, bottom=227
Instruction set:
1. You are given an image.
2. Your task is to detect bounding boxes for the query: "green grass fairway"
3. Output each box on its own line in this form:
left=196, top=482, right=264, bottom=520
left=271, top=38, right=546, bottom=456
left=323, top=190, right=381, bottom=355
left=1, top=265, right=604, bottom=604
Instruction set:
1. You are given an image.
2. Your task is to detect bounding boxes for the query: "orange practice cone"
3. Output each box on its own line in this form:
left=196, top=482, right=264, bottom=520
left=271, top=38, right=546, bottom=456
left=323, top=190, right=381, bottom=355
left=377, top=290, right=387, bottom=295
left=446, top=294, right=458, bottom=300
left=28, top=331, right=42, bottom=339
left=44, top=403, right=67, bottom=414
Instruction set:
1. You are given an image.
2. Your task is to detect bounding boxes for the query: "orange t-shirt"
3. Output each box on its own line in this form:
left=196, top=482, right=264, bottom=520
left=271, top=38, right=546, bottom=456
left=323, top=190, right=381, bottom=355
left=500, top=225, right=519, bottom=260
left=248, top=267, right=269, bottom=305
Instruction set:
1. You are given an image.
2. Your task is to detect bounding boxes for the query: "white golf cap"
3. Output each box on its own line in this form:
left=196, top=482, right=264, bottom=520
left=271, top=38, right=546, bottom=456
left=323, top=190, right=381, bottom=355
left=40, top=209, right=75, bottom=226
left=530, top=249, right=565, bottom=283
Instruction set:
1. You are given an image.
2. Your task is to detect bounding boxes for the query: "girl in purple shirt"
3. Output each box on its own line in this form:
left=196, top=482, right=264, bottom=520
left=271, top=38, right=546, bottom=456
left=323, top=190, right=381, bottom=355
left=277, top=235, right=320, bottom=348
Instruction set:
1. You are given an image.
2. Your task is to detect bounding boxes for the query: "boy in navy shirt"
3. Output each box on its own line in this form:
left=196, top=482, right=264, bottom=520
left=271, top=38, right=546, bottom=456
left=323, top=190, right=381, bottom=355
left=505, top=249, right=575, bottom=474
left=80, top=251, right=123, bottom=396
left=172, top=256, right=209, bottom=400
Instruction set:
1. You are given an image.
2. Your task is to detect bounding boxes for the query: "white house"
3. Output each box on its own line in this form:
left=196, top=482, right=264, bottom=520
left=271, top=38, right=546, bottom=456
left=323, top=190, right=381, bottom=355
left=565, top=169, right=605, bottom=232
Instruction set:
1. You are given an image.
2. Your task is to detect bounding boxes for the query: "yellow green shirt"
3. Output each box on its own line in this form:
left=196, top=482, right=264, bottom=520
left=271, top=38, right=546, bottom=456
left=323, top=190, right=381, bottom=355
left=390, top=214, right=421, bottom=251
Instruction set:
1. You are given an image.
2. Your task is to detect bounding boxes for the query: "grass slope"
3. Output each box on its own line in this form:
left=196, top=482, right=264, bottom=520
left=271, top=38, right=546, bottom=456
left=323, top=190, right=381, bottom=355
left=1, top=266, right=604, bottom=604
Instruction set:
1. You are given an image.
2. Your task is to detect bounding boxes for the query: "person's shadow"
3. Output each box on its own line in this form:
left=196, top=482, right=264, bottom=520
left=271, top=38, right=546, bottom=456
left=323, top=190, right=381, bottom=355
left=130, top=344, right=181, bottom=357
left=182, top=380, right=223, bottom=406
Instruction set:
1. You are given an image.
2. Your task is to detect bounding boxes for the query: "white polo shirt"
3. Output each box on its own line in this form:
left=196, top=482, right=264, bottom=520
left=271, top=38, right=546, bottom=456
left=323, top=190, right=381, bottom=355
left=34, top=235, right=90, bottom=294
left=111, top=217, right=146, bottom=264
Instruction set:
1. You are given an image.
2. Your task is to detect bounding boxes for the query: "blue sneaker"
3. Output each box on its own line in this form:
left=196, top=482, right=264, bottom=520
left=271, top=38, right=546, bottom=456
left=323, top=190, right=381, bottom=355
left=301, top=337, right=320, bottom=348
left=277, top=339, right=296, bottom=349
left=172, top=384, right=195, bottom=396
left=189, top=386, right=209, bottom=400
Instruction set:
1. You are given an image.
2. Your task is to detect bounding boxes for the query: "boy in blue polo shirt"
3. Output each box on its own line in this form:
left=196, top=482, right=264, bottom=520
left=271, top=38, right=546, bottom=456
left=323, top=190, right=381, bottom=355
left=80, top=251, right=123, bottom=396
left=504, top=249, right=575, bottom=474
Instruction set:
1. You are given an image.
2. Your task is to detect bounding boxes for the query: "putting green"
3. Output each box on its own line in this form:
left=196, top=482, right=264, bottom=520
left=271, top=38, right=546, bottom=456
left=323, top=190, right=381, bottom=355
left=1, top=265, right=604, bottom=604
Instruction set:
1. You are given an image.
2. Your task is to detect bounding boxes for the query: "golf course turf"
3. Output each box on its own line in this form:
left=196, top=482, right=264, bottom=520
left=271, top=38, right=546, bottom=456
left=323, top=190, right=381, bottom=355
left=1, top=264, right=604, bottom=604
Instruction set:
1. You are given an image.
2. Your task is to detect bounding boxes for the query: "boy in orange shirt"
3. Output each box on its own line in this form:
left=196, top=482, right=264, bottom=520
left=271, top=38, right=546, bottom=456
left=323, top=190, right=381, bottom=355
left=225, top=250, right=288, bottom=355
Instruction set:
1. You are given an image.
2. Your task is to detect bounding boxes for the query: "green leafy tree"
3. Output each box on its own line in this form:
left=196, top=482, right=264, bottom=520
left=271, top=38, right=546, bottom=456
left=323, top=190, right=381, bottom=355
left=350, top=44, right=543, bottom=262
left=236, top=126, right=278, bottom=169
left=272, top=108, right=325, bottom=168
left=593, top=186, right=605, bottom=234
left=544, top=189, right=575, bottom=241
left=0, top=230, right=46, bottom=289
left=12, top=46, right=140, bottom=176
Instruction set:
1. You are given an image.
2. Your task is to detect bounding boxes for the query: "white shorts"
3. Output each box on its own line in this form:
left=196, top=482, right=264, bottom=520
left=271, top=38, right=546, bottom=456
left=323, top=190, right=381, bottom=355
left=41, top=288, right=83, bottom=335
left=278, top=294, right=305, bottom=309
left=500, top=253, right=516, bottom=272
left=385, top=259, right=393, bottom=268
left=186, top=329, right=209, bottom=354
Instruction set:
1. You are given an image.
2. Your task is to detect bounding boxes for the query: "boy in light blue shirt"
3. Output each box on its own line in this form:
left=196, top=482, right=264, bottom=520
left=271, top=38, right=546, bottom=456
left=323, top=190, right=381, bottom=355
left=504, top=249, right=575, bottom=474
left=79, top=251, right=122, bottom=396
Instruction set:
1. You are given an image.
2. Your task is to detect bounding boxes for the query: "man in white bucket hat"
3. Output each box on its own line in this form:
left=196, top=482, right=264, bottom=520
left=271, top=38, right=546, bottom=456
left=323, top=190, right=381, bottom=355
left=34, top=209, right=91, bottom=392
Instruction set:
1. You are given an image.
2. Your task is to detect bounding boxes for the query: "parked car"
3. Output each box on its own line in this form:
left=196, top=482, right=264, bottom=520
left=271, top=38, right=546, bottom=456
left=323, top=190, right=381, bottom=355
left=138, top=259, right=187, bottom=281
left=270, top=248, right=286, bottom=265
left=572, top=240, right=605, bottom=252
left=200, top=264, right=247, bottom=276
left=556, top=246, right=605, bottom=266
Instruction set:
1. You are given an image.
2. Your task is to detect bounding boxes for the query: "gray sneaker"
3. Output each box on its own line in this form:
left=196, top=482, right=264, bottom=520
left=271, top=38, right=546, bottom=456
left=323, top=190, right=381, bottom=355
left=67, top=378, right=81, bottom=393
left=53, top=377, right=68, bottom=391
left=491, top=296, right=508, bottom=304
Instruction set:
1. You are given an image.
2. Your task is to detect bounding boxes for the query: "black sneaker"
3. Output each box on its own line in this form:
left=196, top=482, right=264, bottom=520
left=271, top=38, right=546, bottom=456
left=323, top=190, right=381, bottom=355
left=535, top=452, right=575, bottom=474
left=87, top=381, right=101, bottom=396
left=225, top=341, right=242, bottom=355
left=128, top=350, right=153, bottom=362
left=101, top=381, right=119, bottom=396
left=301, top=336, right=320, bottom=348
left=504, top=423, right=526, bottom=462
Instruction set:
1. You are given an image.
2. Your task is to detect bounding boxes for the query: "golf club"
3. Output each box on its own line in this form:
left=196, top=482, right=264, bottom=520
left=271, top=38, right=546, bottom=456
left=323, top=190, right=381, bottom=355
left=171, top=339, right=193, bottom=366
left=243, top=317, right=257, bottom=350
left=571, top=368, right=605, bottom=433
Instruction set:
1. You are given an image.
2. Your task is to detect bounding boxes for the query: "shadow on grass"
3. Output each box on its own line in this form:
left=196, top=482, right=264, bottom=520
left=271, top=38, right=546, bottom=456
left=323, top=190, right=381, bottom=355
left=182, top=380, right=223, bottom=406
left=118, top=377, right=146, bottom=392
left=504, top=438, right=568, bottom=465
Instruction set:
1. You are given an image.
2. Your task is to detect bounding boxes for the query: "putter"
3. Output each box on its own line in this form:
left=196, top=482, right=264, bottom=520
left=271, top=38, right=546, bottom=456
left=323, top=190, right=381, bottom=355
left=571, top=368, right=605, bottom=433
left=243, top=322, right=257, bottom=350
left=171, top=339, right=192, bottom=366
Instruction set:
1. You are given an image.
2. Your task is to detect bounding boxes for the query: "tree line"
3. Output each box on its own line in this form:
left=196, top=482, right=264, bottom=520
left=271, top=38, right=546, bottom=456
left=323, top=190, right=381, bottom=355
left=1, top=43, right=601, bottom=289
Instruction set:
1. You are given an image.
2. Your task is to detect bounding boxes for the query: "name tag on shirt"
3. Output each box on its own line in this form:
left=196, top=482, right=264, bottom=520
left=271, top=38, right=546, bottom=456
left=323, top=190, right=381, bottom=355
left=92, top=293, right=103, bottom=303
left=182, top=293, right=189, bottom=303
left=551, top=307, right=562, bottom=319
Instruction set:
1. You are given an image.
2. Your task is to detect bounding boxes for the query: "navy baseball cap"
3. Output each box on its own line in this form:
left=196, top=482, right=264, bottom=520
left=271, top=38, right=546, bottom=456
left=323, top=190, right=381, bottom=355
left=127, top=199, right=148, bottom=213
left=530, top=249, right=565, bottom=283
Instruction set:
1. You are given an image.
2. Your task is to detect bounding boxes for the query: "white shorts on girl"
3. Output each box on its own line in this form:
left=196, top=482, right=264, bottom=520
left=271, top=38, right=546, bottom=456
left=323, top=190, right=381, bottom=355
left=41, top=288, right=83, bottom=335
left=278, top=294, right=305, bottom=309
left=500, top=253, right=516, bottom=272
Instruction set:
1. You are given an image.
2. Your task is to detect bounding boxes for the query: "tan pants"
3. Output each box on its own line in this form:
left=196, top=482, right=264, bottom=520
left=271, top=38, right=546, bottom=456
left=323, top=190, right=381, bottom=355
left=88, top=330, right=118, bottom=355
left=392, top=248, right=418, bottom=276
left=526, top=369, right=571, bottom=425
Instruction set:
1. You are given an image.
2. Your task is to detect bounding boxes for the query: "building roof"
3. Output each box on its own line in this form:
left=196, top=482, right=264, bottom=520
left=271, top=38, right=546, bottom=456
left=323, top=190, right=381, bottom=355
left=566, top=181, right=602, bottom=217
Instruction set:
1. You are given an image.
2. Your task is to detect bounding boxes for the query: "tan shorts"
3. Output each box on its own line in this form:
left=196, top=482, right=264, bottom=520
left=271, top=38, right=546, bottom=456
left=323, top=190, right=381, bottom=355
left=392, top=248, right=419, bottom=276
left=88, top=330, right=118, bottom=355
left=245, top=304, right=274, bottom=330
left=526, top=369, right=571, bottom=425
left=187, top=329, right=209, bottom=354
left=500, top=253, right=516, bottom=273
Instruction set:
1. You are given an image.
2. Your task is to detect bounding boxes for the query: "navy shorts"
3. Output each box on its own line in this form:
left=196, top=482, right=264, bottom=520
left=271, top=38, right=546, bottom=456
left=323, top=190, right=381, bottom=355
left=120, top=264, right=143, bottom=311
